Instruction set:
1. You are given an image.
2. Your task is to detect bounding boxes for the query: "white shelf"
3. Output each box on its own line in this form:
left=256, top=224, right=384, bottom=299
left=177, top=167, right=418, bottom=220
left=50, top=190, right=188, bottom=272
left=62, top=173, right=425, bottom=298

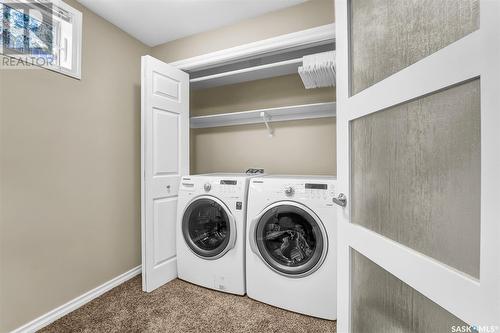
left=190, top=102, right=336, bottom=129
left=171, top=24, right=335, bottom=71
left=190, top=58, right=303, bottom=90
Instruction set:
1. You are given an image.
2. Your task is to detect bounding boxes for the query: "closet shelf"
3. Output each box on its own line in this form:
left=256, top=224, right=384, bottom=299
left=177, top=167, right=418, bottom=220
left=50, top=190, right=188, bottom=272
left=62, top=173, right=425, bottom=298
left=190, top=58, right=303, bottom=90
left=190, top=102, right=336, bottom=129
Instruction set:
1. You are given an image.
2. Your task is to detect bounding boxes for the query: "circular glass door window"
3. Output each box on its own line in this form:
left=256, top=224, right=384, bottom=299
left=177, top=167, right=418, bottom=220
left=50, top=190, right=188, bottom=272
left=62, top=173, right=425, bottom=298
left=182, top=198, right=232, bottom=259
left=255, top=204, right=326, bottom=276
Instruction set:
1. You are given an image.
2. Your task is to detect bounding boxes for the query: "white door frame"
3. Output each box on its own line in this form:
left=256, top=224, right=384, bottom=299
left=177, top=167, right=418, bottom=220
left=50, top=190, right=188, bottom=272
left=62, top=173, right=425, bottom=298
left=141, top=55, right=189, bottom=292
left=335, top=1, right=500, bottom=332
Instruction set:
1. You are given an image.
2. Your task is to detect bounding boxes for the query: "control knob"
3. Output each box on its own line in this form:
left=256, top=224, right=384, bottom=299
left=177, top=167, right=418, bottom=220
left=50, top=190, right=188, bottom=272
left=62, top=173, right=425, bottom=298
left=204, top=183, right=211, bottom=192
left=284, top=186, right=295, bottom=196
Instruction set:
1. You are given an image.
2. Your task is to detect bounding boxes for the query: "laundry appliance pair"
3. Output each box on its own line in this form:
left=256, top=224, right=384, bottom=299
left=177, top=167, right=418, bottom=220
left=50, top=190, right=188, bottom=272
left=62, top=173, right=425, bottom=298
left=176, top=173, right=338, bottom=320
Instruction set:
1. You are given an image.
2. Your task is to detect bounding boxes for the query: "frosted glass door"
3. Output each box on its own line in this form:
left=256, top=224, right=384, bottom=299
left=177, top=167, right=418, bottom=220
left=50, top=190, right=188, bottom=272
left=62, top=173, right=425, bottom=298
left=335, top=1, right=500, bottom=332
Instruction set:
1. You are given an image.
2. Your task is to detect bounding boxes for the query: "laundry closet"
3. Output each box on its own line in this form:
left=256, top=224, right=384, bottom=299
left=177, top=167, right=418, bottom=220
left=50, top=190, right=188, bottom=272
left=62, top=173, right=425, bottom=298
left=140, top=24, right=337, bottom=293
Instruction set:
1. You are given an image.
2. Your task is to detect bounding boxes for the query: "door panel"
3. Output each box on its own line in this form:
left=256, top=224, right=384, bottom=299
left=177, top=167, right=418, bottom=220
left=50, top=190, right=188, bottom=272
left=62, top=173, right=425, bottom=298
left=142, top=55, right=189, bottom=292
left=350, top=0, right=479, bottom=95
left=336, top=0, right=500, bottom=331
left=153, top=109, right=179, bottom=175
left=351, top=79, right=481, bottom=278
left=153, top=198, right=178, bottom=268
left=351, top=250, right=470, bottom=333
left=152, top=71, right=180, bottom=100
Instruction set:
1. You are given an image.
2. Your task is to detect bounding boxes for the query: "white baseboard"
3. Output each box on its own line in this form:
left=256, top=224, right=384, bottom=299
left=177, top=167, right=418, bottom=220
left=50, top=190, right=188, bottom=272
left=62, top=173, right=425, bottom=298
left=10, top=265, right=142, bottom=333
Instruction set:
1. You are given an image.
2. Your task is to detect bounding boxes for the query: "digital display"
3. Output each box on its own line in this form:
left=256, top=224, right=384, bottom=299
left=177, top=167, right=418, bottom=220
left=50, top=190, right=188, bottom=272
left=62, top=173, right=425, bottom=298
left=305, top=183, right=327, bottom=190
left=220, top=180, right=237, bottom=185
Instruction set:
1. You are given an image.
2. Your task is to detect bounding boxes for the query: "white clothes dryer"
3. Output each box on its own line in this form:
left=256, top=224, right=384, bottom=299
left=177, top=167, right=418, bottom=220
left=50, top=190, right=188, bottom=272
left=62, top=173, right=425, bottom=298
left=246, top=175, right=338, bottom=319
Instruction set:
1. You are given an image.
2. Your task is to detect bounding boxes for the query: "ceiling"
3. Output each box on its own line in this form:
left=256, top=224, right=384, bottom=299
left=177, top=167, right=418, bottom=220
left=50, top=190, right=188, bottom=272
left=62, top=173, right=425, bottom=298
left=77, top=0, right=306, bottom=47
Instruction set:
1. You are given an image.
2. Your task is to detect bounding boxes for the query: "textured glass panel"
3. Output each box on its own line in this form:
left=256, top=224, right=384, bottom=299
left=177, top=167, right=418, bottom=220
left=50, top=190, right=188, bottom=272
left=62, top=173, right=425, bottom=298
left=351, top=79, right=480, bottom=277
left=350, top=0, right=479, bottom=95
left=351, top=250, right=474, bottom=333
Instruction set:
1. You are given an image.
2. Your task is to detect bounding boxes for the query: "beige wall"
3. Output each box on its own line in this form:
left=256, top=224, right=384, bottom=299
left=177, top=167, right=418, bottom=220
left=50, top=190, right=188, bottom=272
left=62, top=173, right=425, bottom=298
left=153, top=0, right=334, bottom=63
left=0, top=1, right=150, bottom=331
left=191, top=117, right=336, bottom=175
left=153, top=0, right=336, bottom=176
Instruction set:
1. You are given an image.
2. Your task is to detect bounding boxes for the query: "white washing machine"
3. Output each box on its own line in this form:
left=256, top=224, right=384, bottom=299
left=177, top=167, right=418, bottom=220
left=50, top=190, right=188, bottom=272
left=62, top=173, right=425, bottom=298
left=176, top=173, right=257, bottom=295
left=246, top=175, right=337, bottom=320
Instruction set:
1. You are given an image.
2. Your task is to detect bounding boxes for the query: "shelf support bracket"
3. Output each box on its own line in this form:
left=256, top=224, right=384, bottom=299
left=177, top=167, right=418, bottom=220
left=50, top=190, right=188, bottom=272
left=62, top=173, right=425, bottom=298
left=260, top=111, right=274, bottom=137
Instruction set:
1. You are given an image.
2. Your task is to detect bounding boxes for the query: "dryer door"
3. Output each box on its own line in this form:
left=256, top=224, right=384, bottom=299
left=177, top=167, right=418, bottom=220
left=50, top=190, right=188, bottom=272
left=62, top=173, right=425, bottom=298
left=182, top=196, right=236, bottom=260
left=250, top=201, right=328, bottom=278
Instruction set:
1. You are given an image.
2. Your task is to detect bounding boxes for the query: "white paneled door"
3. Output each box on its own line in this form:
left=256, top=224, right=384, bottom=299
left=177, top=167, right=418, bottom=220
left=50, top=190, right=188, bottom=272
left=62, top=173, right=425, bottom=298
left=336, top=1, right=499, bottom=332
left=141, top=55, right=189, bottom=292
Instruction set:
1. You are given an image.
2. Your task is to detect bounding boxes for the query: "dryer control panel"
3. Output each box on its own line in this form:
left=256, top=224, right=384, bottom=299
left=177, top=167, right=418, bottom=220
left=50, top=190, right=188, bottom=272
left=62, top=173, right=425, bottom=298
left=251, top=177, right=336, bottom=206
left=283, top=183, right=335, bottom=201
left=304, top=183, right=334, bottom=200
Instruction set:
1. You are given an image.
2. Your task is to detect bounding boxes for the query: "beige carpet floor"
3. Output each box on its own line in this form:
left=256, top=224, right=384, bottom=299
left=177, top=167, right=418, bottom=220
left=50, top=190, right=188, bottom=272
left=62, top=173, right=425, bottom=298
left=40, top=275, right=336, bottom=333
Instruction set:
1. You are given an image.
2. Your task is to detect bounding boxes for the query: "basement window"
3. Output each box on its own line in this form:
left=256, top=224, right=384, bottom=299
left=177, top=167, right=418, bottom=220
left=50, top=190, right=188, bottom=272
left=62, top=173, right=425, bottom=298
left=0, top=0, right=82, bottom=79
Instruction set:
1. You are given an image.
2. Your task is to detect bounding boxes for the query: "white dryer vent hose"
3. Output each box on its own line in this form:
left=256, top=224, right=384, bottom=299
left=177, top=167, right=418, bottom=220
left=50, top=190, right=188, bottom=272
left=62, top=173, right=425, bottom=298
left=298, top=51, right=336, bottom=89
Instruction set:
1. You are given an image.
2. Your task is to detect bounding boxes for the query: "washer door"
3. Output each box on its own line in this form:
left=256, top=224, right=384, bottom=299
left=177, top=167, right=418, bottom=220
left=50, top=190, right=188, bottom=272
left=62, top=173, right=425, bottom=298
left=182, top=196, right=236, bottom=260
left=250, top=201, right=328, bottom=277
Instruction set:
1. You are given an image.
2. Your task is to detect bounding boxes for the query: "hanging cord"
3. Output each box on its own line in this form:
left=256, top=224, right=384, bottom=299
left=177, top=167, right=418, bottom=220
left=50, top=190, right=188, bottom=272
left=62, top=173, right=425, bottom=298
left=246, top=168, right=264, bottom=174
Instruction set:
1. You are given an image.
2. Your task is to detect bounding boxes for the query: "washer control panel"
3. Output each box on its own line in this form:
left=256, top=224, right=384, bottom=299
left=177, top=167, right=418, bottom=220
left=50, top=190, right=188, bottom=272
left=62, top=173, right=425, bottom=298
left=181, top=177, right=243, bottom=196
